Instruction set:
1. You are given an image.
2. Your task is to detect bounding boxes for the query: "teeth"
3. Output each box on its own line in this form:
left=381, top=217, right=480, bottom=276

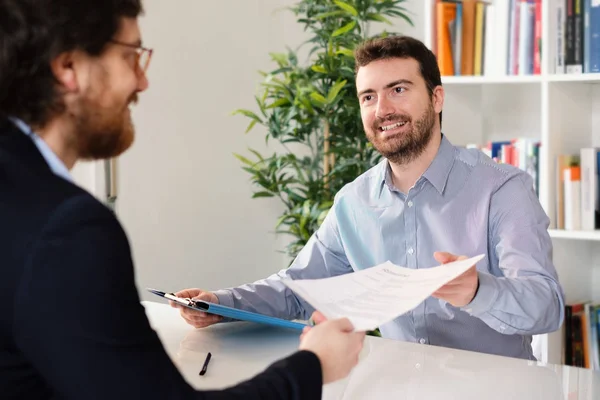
left=381, top=121, right=406, bottom=131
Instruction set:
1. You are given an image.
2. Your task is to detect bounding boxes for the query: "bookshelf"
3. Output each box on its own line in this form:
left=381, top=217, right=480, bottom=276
left=422, top=0, right=600, bottom=367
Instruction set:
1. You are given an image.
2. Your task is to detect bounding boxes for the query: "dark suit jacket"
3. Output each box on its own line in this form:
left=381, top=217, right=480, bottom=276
left=0, top=118, right=322, bottom=399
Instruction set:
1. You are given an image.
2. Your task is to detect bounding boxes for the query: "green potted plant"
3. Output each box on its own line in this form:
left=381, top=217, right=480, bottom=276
left=233, top=0, right=413, bottom=260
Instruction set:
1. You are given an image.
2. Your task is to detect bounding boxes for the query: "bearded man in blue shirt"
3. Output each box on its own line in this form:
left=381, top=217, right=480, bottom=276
left=174, top=35, right=564, bottom=361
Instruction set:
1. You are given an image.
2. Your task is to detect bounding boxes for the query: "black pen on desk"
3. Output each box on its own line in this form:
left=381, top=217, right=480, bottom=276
left=199, top=352, right=212, bottom=376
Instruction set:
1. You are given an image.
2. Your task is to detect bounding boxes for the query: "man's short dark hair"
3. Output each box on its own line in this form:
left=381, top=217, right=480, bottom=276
left=354, top=35, right=443, bottom=126
left=0, top=0, right=143, bottom=127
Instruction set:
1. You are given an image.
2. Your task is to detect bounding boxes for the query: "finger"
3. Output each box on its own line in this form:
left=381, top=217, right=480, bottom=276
left=310, top=311, right=328, bottom=325
left=186, top=313, right=222, bottom=323
left=179, top=309, right=216, bottom=322
left=174, top=289, right=200, bottom=298
left=184, top=314, right=221, bottom=327
left=192, top=292, right=215, bottom=302
left=302, top=326, right=311, bottom=333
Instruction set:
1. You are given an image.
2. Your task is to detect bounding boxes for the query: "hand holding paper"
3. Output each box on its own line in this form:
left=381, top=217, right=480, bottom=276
left=283, top=254, right=485, bottom=332
left=431, top=252, right=481, bottom=307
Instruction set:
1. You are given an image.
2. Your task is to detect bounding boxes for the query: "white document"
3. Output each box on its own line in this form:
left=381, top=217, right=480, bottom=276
left=283, top=254, right=485, bottom=332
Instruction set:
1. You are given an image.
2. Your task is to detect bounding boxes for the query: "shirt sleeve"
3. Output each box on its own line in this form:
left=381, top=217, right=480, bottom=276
left=214, top=199, right=352, bottom=321
left=461, top=172, right=565, bottom=336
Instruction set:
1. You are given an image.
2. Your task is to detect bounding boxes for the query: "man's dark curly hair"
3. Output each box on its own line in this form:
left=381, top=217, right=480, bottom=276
left=0, top=0, right=143, bottom=127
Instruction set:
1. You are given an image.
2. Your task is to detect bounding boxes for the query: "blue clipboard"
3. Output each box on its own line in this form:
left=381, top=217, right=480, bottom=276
left=147, top=288, right=307, bottom=331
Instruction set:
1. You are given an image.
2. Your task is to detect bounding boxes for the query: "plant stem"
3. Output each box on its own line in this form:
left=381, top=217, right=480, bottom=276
left=323, top=119, right=330, bottom=189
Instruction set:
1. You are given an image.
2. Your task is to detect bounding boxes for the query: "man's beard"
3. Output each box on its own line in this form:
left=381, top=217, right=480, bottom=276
left=366, top=102, right=436, bottom=165
left=73, top=92, right=137, bottom=161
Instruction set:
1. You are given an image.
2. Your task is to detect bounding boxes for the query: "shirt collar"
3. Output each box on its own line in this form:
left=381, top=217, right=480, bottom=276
left=421, top=133, right=455, bottom=194
left=379, top=133, right=456, bottom=195
left=9, top=117, right=72, bottom=182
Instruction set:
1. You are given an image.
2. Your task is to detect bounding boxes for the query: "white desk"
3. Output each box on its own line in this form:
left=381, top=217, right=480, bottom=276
left=143, top=301, right=600, bottom=399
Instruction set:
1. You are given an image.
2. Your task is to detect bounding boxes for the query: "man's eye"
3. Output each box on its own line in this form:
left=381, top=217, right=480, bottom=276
left=363, top=95, right=373, bottom=102
left=395, top=87, right=405, bottom=93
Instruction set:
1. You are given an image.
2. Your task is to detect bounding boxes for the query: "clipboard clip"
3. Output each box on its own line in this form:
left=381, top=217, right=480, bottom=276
left=162, top=291, right=210, bottom=311
left=163, top=292, right=194, bottom=307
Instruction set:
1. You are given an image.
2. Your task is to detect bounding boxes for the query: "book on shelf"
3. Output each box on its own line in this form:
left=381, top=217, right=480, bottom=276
left=564, top=302, right=600, bottom=370
left=432, top=0, right=541, bottom=77
left=555, top=149, right=600, bottom=230
left=555, top=0, right=600, bottom=74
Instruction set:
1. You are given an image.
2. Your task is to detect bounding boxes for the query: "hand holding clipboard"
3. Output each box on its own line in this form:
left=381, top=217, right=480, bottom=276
left=147, top=288, right=307, bottom=331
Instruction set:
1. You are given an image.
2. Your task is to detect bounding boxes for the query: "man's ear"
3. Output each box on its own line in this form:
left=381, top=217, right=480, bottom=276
left=432, top=85, right=444, bottom=114
left=50, top=52, right=79, bottom=93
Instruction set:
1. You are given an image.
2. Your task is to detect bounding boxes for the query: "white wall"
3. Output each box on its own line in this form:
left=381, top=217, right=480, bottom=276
left=106, top=0, right=423, bottom=300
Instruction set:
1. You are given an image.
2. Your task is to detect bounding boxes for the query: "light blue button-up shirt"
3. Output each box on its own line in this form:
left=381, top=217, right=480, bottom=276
left=215, top=134, right=564, bottom=360
left=9, top=117, right=71, bottom=182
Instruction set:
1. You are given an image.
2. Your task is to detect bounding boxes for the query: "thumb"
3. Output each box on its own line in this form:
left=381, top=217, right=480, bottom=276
left=330, top=317, right=355, bottom=332
left=311, top=311, right=328, bottom=325
left=434, top=251, right=456, bottom=264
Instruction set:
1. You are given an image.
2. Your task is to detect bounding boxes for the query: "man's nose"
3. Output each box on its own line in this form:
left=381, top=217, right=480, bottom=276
left=137, top=71, right=149, bottom=92
left=375, top=97, right=394, bottom=119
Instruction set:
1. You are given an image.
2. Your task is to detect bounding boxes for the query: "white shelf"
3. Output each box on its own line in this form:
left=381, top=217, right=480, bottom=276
left=549, top=229, right=600, bottom=241
left=442, top=75, right=542, bottom=85
left=441, top=74, right=600, bottom=85
left=546, top=73, right=600, bottom=83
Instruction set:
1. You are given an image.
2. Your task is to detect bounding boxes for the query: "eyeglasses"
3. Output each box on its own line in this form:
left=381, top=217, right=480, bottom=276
left=109, top=39, right=153, bottom=73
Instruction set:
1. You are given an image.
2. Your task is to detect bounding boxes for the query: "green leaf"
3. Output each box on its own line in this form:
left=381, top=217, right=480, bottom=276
left=310, top=92, right=327, bottom=105
left=244, top=119, right=258, bottom=133
left=269, top=52, right=289, bottom=66
left=241, top=166, right=258, bottom=175
left=231, top=109, right=263, bottom=123
left=367, top=13, right=392, bottom=25
left=315, top=10, right=345, bottom=20
left=386, top=11, right=413, bottom=26
left=311, top=65, right=328, bottom=73
left=233, top=153, right=256, bottom=167
left=299, top=95, right=315, bottom=114
left=336, top=48, right=355, bottom=57
left=327, top=80, right=348, bottom=103
left=275, top=214, right=297, bottom=228
left=266, top=98, right=291, bottom=108
left=245, top=149, right=264, bottom=162
left=318, top=200, right=334, bottom=210
left=252, top=191, right=275, bottom=198
left=333, top=0, right=358, bottom=16
left=332, top=20, right=357, bottom=37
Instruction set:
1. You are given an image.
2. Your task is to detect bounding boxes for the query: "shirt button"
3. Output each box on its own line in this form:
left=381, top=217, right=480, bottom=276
left=407, top=200, right=413, bottom=207
left=415, top=363, right=422, bottom=370
left=419, top=338, right=426, bottom=344
left=407, top=247, right=414, bottom=255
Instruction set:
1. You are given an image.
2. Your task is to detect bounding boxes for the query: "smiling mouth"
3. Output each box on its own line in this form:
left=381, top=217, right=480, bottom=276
left=378, top=121, right=407, bottom=132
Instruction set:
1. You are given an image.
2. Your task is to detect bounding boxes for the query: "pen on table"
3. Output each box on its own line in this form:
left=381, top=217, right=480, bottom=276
left=199, top=352, right=212, bottom=376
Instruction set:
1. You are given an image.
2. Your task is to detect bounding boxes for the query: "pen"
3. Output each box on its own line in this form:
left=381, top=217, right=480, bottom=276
left=199, top=352, right=212, bottom=376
